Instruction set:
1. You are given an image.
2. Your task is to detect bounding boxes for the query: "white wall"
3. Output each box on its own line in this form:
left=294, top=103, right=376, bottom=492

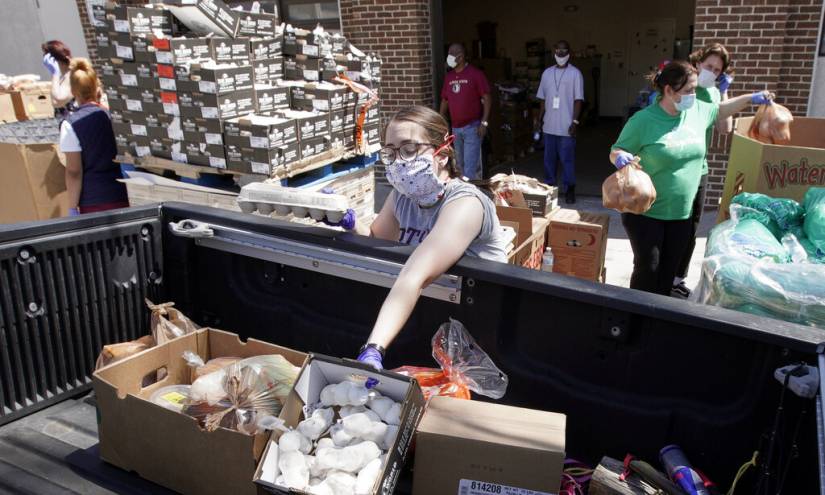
left=0, top=0, right=88, bottom=79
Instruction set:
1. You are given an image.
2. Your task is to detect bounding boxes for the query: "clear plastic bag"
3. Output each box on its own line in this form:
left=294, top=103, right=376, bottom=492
left=182, top=350, right=242, bottom=383
left=392, top=318, right=509, bottom=401
left=146, top=299, right=200, bottom=345
left=601, top=163, right=657, bottom=214
left=184, top=354, right=301, bottom=435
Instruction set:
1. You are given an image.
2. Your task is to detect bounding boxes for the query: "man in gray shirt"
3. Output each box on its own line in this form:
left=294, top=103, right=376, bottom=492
left=536, top=40, right=584, bottom=204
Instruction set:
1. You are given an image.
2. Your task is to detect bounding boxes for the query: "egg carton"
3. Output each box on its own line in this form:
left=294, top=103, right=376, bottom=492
left=237, top=181, right=349, bottom=222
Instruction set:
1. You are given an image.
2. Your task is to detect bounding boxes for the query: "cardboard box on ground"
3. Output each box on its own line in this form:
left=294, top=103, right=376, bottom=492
left=717, top=116, right=825, bottom=223
left=412, top=396, right=566, bottom=495
left=93, top=328, right=307, bottom=495
left=253, top=354, right=425, bottom=495
left=548, top=209, right=609, bottom=282
left=0, top=143, right=67, bottom=222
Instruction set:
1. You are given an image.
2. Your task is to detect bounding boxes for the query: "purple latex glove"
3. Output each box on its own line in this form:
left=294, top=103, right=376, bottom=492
left=751, top=91, right=773, bottom=105
left=614, top=151, right=635, bottom=169
left=43, top=54, right=59, bottom=76
left=357, top=346, right=383, bottom=389
left=67, top=207, right=80, bottom=217
left=717, top=73, right=733, bottom=93
left=320, top=187, right=356, bottom=230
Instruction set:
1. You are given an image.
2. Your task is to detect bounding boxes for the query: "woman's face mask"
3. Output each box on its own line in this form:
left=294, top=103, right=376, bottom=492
left=674, top=93, right=696, bottom=112
left=384, top=137, right=454, bottom=207
left=697, top=68, right=717, bottom=88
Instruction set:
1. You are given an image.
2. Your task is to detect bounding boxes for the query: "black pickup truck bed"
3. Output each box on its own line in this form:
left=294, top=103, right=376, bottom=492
left=1, top=203, right=823, bottom=493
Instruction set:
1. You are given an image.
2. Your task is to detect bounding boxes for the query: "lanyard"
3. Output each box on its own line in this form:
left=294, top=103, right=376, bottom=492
left=553, top=67, right=568, bottom=95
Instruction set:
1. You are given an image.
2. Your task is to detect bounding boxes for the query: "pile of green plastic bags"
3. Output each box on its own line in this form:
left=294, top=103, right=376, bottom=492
left=694, top=189, right=825, bottom=329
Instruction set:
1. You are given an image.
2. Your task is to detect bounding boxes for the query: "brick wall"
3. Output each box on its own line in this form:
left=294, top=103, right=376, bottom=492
left=339, top=0, right=433, bottom=126
left=693, top=0, right=823, bottom=209
left=75, top=0, right=146, bottom=68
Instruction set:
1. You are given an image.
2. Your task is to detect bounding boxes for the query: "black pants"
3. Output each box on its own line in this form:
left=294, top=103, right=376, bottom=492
left=676, top=174, right=709, bottom=280
left=622, top=213, right=694, bottom=295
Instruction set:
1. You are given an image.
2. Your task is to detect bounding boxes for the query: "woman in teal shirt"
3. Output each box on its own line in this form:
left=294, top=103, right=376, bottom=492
left=610, top=60, right=773, bottom=295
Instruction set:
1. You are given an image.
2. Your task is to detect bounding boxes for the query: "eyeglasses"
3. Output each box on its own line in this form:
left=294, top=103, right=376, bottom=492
left=378, top=142, right=435, bottom=165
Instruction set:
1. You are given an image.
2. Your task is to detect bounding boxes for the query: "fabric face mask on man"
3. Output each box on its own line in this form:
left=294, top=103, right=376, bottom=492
left=555, top=54, right=570, bottom=66
left=697, top=68, right=717, bottom=89
left=446, top=55, right=457, bottom=68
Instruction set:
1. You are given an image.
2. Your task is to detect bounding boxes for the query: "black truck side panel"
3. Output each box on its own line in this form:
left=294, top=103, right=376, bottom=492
left=0, top=207, right=162, bottom=426
left=160, top=203, right=823, bottom=491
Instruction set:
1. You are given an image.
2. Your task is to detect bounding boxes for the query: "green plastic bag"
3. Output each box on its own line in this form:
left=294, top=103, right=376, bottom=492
left=706, top=218, right=790, bottom=262
left=731, top=192, right=804, bottom=238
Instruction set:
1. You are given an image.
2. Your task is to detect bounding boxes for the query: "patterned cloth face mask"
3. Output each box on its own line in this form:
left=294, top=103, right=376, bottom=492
left=384, top=136, right=455, bottom=207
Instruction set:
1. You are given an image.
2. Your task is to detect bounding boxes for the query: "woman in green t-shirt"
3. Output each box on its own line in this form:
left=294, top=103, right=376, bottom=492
left=610, top=61, right=773, bottom=295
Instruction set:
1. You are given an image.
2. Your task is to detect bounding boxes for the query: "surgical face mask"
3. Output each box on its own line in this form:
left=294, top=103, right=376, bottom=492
left=446, top=55, right=457, bottom=68
left=385, top=154, right=447, bottom=207
left=697, top=68, right=717, bottom=88
left=555, top=54, right=570, bottom=66
left=674, top=93, right=696, bottom=112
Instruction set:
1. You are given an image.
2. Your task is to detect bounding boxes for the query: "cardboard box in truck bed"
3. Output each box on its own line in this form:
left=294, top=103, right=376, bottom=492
left=93, top=328, right=307, bottom=495
left=718, top=116, right=825, bottom=223
left=412, top=396, right=566, bottom=495
left=498, top=205, right=550, bottom=270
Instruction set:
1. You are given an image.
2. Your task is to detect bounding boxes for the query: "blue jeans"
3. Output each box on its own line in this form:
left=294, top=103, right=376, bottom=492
left=543, top=133, right=576, bottom=191
left=453, top=122, right=482, bottom=180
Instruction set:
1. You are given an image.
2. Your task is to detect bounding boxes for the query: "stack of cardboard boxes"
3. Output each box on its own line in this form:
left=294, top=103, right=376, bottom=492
left=96, top=0, right=381, bottom=177
left=492, top=84, right=531, bottom=163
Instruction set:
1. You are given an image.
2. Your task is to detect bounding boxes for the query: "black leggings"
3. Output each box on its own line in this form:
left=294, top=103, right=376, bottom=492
left=621, top=213, right=694, bottom=295
left=676, top=174, right=708, bottom=279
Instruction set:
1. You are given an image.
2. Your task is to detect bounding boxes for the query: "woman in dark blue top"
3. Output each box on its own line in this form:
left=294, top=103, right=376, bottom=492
left=60, top=58, right=128, bottom=215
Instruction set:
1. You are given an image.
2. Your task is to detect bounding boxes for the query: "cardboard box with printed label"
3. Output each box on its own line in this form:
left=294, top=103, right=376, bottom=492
left=181, top=115, right=224, bottom=135
left=162, top=0, right=240, bottom=38
left=236, top=11, right=279, bottom=37
left=226, top=145, right=283, bottom=175
left=210, top=37, right=251, bottom=64
left=154, top=37, right=213, bottom=65
left=252, top=354, right=425, bottom=495
left=225, top=114, right=298, bottom=149
left=717, top=116, right=825, bottom=223
left=250, top=37, right=283, bottom=61
left=183, top=89, right=256, bottom=120
left=254, top=84, right=290, bottom=114
left=299, top=136, right=330, bottom=160
left=278, top=109, right=326, bottom=141
left=93, top=328, right=307, bottom=495
left=412, top=396, right=566, bottom=495
left=547, top=209, right=609, bottom=282
left=126, top=6, right=173, bottom=37
left=0, top=143, right=67, bottom=222
left=283, top=56, right=322, bottom=82
left=189, top=63, right=254, bottom=94
left=283, top=28, right=319, bottom=57
left=147, top=137, right=175, bottom=159
left=252, top=58, right=284, bottom=85
left=290, top=83, right=348, bottom=112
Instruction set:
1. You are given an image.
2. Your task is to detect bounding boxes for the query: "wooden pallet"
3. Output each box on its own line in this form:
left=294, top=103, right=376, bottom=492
left=120, top=144, right=380, bottom=182
left=118, top=154, right=249, bottom=180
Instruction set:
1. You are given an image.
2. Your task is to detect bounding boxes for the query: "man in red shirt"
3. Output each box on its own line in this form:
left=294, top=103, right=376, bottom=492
left=439, top=43, right=491, bottom=180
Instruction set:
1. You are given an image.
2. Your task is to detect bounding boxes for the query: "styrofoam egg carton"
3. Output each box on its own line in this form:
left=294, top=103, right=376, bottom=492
left=237, top=182, right=349, bottom=222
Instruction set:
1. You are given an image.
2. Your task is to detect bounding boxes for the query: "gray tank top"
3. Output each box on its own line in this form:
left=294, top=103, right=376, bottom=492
left=391, top=179, right=509, bottom=262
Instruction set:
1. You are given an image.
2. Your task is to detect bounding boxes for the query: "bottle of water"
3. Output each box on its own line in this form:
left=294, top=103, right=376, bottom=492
left=541, top=248, right=554, bottom=272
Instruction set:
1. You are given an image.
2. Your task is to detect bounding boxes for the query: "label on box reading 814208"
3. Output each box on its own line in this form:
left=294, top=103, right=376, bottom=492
left=458, top=480, right=555, bottom=495
left=114, top=20, right=129, bottom=32
left=205, top=133, right=223, bottom=145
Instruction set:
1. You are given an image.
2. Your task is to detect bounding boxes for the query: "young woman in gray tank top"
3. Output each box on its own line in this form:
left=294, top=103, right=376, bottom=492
left=352, top=106, right=510, bottom=370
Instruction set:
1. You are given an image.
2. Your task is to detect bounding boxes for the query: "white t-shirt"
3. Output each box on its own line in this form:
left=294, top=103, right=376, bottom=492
left=59, top=120, right=82, bottom=153
left=536, top=64, right=584, bottom=137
